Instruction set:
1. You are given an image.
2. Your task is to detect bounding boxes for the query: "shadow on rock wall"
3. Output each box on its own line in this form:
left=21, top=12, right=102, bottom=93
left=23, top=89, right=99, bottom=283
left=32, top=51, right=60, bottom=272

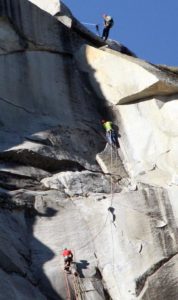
left=26, top=206, right=63, bottom=300
left=0, top=1, right=126, bottom=299
left=0, top=0, right=110, bottom=173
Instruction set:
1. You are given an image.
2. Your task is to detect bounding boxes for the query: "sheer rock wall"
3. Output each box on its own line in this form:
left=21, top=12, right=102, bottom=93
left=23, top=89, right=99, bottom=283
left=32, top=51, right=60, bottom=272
left=0, top=0, right=178, bottom=299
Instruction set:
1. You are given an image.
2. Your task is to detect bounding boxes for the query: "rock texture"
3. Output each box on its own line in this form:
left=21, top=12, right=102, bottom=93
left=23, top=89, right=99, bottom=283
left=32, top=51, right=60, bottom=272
left=0, top=0, right=178, bottom=300
left=76, top=45, right=178, bottom=186
left=76, top=45, right=178, bottom=105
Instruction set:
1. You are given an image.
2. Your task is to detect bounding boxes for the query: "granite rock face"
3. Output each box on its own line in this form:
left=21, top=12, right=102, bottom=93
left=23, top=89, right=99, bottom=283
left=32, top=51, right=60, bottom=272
left=29, top=0, right=73, bottom=27
left=0, top=0, right=178, bottom=299
left=76, top=45, right=178, bottom=187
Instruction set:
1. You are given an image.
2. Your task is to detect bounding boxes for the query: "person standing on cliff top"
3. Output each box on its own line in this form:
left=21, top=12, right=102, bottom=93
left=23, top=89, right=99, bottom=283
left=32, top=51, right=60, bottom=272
left=102, top=14, right=114, bottom=40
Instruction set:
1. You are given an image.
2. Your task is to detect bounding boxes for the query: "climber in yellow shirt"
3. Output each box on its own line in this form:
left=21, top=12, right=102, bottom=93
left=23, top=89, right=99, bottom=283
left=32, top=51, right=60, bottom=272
left=101, top=120, right=118, bottom=146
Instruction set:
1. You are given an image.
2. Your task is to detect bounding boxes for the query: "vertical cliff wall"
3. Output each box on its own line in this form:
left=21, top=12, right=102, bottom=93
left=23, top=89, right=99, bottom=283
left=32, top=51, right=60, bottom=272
left=0, top=1, right=178, bottom=299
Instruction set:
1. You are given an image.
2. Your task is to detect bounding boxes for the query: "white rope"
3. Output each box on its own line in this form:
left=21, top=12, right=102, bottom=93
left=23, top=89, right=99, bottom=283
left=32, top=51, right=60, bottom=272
left=110, top=145, right=115, bottom=269
left=81, top=22, right=98, bottom=26
left=110, top=143, right=123, bottom=299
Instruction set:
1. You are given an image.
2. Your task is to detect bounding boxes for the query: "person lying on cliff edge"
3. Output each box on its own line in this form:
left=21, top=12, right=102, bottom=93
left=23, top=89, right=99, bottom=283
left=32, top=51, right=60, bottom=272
left=102, top=14, right=114, bottom=40
left=101, top=120, right=119, bottom=147
left=62, top=248, right=73, bottom=273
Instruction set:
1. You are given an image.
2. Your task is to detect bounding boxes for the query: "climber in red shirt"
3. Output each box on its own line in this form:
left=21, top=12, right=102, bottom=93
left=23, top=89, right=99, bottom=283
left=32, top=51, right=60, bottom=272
left=62, top=248, right=73, bottom=272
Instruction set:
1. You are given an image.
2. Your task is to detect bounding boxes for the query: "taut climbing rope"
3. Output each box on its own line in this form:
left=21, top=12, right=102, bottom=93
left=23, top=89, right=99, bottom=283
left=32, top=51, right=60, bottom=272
left=63, top=269, right=71, bottom=300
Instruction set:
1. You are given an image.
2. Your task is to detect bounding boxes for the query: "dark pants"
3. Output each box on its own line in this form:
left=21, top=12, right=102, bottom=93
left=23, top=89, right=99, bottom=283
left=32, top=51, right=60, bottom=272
left=106, top=130, right=117, bottom=145
left=102, top=26, right=111, bottom=40
left=64, top=256, right=73, bottom=269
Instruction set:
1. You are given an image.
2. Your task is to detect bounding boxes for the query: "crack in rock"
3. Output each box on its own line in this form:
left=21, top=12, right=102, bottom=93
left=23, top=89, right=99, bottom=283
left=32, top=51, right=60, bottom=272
left=0, top=150, right=85, bottom=173
left=0, top=47, right=73, bottom=57
left=135, top=252, right=178, bottom=296
left=0, top=96, right=36, bottom=114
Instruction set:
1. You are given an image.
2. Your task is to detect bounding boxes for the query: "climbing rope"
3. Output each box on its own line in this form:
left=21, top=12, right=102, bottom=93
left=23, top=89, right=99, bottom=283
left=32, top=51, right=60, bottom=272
left=72, top=275, right=79, bottom=299
left=63, top=268, right=71, bottom=300
left=109, top=140, right=124, bottom=299
left=62, top=138, right=122, bottom=298
left=68, top=178, right=110, bottom=252
left=109, top=143, right=115, bottom=269
left=110, top=138, right=113, bottom=201
left=81, top=22, right=100, bottom=35
left=74, top=137, right=117, bottom=252
left=76, top=212, right=110, bottom=251
left=73, top=275, right=84, bottom=300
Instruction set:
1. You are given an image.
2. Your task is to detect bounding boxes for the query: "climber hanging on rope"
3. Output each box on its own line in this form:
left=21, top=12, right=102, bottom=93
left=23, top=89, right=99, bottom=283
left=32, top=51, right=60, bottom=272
left=101, top=120, right=119, bottom=147
left=102, top=14, right=114, bottom=40
left=62, top=248, right=73, bottom=273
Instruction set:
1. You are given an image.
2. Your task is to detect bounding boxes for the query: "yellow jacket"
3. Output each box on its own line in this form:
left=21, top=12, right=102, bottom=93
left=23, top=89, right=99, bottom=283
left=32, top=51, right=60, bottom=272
left=103, top=121, right=112, bottom=132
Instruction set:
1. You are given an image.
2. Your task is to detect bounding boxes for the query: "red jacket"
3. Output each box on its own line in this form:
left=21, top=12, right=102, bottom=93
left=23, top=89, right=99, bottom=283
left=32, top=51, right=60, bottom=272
left=62, top=249, right=73, bottom=257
